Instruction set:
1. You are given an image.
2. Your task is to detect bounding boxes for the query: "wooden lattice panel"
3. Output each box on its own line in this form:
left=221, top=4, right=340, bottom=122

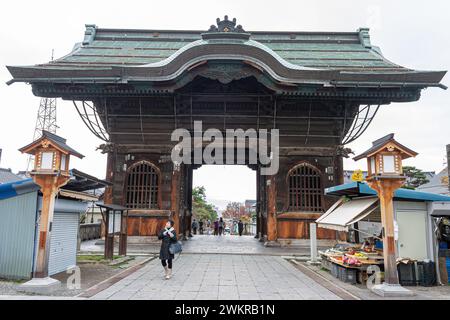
left=125, top=161, right=159, bottom=209
left=288, top=163, right=323, bottom=212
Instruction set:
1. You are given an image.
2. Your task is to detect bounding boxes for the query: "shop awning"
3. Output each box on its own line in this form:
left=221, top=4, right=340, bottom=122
left=316, top=197, right=379, bottom=231
left=429, top=202, right=450, bottom=216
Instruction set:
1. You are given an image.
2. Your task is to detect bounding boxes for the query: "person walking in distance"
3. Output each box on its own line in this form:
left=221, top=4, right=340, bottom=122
left=238, top=219, right=244, bottom=236
left=191, top=218, right=199, bottom=235
left=158, top=220, right=177, bottom=279
left=213, top=219, right=219, bottom=236
left=218, top=217, right=224, bottom=236
left=199, top=219, right=204, bottom=235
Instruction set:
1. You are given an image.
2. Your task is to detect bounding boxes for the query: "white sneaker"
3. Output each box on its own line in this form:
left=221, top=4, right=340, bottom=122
left=166, top=269, right=172, bottom=280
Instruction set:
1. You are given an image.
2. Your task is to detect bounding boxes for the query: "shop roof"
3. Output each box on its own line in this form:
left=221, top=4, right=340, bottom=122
left=96, top=203, right=128, bottom=211
left=0, top=179, right=39, bottom=200
left=0, top=169, right=110, bottom=200
left=0, top=168, right=24, bottom=184
left=66, top=168, right=111, bottom=192
left=325, top=181, right=450, bottom=202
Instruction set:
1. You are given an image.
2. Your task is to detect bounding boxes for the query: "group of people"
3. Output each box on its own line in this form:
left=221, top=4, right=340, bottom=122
left=191, top=217, right=226, bottom=236
left=191, top=217, right=245, bottom=236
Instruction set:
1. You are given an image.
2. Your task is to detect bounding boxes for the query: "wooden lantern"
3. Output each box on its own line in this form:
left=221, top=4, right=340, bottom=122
left=19, top=130, right=83, bottom=278
left=21, top=130, right=83, bottom=176
left=354, top=133, right=417, bottom=296
left=354, top=133, right=418, bottom=179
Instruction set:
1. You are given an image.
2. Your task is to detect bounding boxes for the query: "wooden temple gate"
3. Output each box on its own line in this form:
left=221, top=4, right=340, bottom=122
left=7, top=16, right=445, bottom=244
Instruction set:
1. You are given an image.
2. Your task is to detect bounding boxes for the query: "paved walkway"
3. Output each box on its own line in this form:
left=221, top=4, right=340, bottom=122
left=81, top=234, right=334, bottom=256
left=90, top=254, right=341, bottom=300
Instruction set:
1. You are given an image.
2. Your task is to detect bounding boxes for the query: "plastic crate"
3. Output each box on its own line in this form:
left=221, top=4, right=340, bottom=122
left=398, top=262, right=417, bottom=286
left=331, top=263, right=339, bottom=278
left=321, top=258, right=332, bottom=271
left=338, top=267, right=357, bottom=284
left=447, top=257, right=450, bottom=283
left=417, top=261, right=436, bottom=287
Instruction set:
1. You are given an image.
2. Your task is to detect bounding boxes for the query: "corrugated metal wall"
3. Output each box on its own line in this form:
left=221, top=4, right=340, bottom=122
left=35, top=196, right=86, bottom=276
left=0, top=191, right=37, bottom=280
left=48, top=212, right=79, bottom=275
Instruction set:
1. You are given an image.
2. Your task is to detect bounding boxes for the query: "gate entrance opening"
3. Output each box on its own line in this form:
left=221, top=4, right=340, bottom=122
left=192, top=165, right=256, bottom=238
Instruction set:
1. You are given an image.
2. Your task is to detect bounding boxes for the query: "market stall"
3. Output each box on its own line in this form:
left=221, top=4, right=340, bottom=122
left=316, top=181, right=450, bottom=286
left=316, top=196, right=384, bottom=284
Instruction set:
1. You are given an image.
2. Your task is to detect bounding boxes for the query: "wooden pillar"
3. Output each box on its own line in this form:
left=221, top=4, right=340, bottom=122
left=367, top=178, right=404, bottom=285
left=267, top=174, right=277, bottom=241
left=104, top=150, right=115, bottom=205
left=335, top=153, right=344, bottom=185
left=255, top=167, right=261, bottom=238
left=171, top=168, right=180, bottom=236
left=118, top=210, right=127, bottom=256
left=34, top=178, right=56, bottom=278
left=104, top=209, right=114, bottom=260
left=187, top=167, right=193, bottom=237
left=34, top=175, right=69, bottom=278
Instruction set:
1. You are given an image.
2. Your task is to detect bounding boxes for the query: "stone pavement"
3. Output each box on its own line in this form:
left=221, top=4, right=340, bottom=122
left=90, top=254, right=342, bottom=300
left=81, top=234, right=334, bottom=256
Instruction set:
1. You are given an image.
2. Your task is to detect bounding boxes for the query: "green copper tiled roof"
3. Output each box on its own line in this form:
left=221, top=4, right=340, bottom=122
left=44, top=27, right=403, bottom=70
left=6, top=23, right=446, bottom=94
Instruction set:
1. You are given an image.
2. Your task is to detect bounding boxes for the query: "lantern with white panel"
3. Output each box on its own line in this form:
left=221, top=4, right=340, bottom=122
left=18, top=130, right=83, bottom=293
left=361, top=134, right=416, bottom=179
left=354, top=133, right=417, bottom=297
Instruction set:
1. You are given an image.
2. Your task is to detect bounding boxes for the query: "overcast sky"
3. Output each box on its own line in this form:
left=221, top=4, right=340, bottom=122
left=0, top=0, right=448, bottom=204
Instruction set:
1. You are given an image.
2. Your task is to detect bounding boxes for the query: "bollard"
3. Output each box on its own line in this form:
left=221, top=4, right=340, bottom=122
left=308, top=223, right=320, bottom=265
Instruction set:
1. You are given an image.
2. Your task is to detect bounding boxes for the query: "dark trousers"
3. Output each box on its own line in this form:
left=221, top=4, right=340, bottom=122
left=161, top=259, right=173, bottom=269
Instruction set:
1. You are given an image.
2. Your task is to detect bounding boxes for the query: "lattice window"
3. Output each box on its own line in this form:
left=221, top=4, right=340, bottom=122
left=125, top=161, right=159, bottom=209
left=288, top=163, right=323, bottom=212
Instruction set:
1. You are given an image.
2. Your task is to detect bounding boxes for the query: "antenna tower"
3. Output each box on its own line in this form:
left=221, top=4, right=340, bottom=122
left=26, top=50, right=58, bottom=172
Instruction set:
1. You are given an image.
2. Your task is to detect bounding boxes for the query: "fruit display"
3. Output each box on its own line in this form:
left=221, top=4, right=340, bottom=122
left=342, top=255, right=362, bottom=266
left=353, top=252, right=368, bottom=259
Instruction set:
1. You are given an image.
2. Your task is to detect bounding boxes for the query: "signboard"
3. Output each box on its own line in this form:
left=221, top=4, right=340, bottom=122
left=351, top=169, right=364, bottom=182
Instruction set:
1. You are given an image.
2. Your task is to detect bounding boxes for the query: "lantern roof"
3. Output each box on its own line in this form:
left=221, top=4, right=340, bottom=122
left=19, top=130, right=84, bottom=159
left=353, top=133, right=418, bottom=161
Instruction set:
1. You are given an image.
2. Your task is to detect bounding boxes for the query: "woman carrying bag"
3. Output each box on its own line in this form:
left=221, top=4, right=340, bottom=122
left=158, top=220, right=178, bottom=280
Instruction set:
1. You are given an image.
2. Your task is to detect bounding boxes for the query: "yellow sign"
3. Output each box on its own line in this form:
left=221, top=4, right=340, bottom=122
left=351, top=169, right=364, bottom=182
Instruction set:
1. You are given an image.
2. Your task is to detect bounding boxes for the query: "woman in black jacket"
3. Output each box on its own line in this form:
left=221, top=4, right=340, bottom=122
left=158, top=220, right=177, bottom=279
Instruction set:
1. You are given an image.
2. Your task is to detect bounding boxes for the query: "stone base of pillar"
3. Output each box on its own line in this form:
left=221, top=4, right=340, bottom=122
left=307, top=260, right=321, bottom=266
left=18, top=277, right=61, bottom=295
left=263, top=240, right=281, bottom=247
left=371, top=283, right=415, bottom=297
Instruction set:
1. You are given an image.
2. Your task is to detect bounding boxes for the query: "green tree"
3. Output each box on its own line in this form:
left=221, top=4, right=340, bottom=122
left=192, top=186, right=218, bottom=222
left=402, top=166, right=430, bottom=189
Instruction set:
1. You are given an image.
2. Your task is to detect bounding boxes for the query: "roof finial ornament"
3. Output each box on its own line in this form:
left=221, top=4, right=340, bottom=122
left=207, top=15, right=245, bottom=33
